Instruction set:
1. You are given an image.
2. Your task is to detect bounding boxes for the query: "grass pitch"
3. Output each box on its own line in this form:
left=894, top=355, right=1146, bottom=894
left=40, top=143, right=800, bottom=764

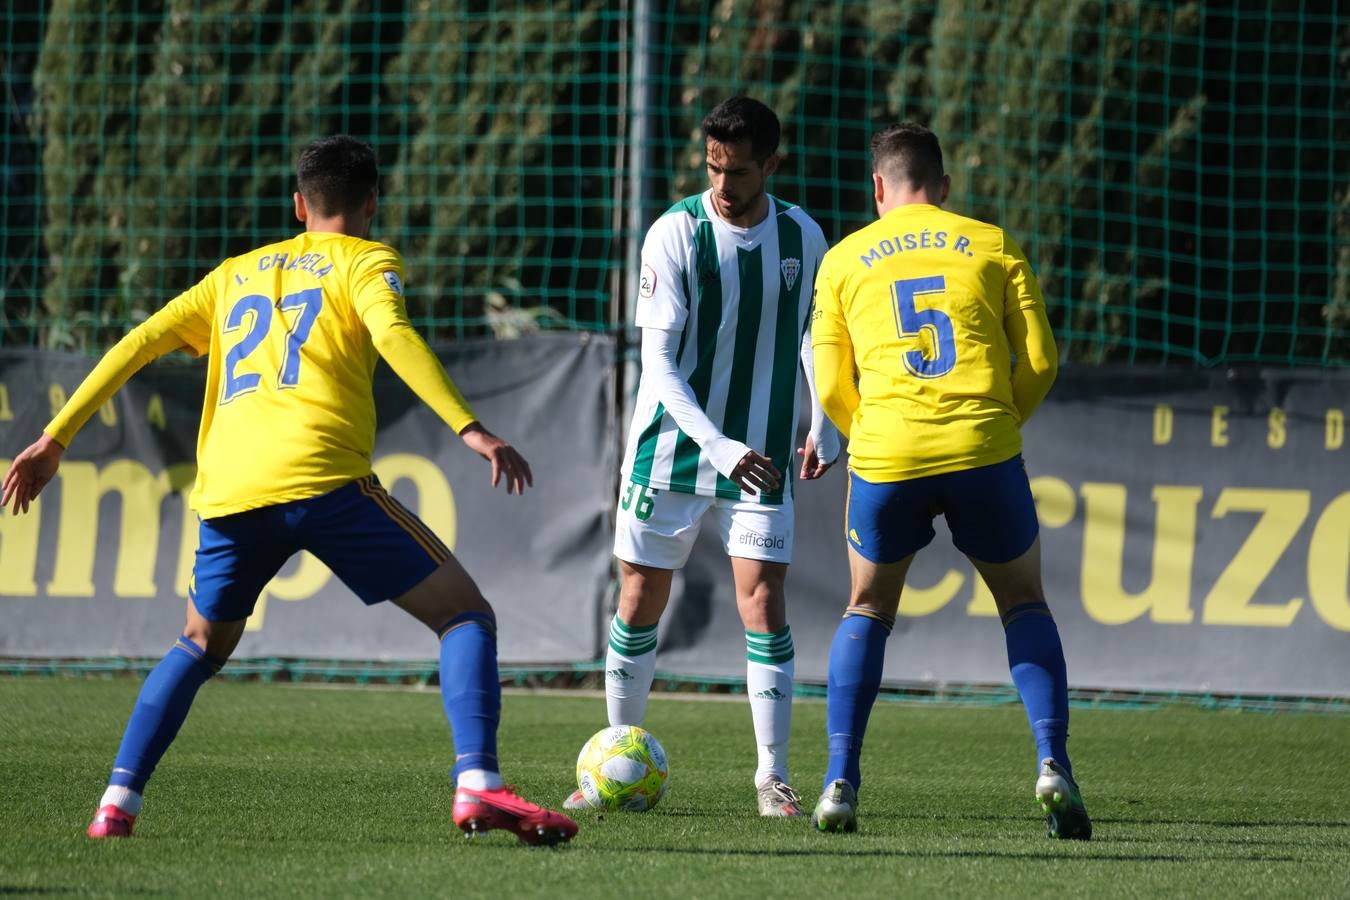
left=2, top=678, right=1348, bottom=899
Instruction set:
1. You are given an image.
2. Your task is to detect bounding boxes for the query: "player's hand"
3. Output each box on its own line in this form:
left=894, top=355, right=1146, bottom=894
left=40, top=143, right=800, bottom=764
left=2, top=433, right=65, bottom=515
left=458, top=423, right=533, bottom=495
left=730, top=450, right=781, bottom=495
left=797, top=434, right=835, bottom=481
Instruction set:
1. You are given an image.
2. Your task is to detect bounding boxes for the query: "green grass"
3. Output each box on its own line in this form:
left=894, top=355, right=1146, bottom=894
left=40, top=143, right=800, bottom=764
left=2, top=679, right=1349, bottom=899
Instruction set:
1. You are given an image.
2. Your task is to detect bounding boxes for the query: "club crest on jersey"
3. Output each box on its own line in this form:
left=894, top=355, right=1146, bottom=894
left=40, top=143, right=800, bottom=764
left=639, top=263, right=657, bottom=298
left=781, top=257, right=801, bottom=291
left=382, top=271, right=404, bottom=295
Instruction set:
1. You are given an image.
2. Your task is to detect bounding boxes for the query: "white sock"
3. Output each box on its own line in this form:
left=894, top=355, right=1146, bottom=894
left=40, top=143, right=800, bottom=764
left=100, top=785, right=143, bottom=816
left=455, top=768, right=504, bottom=791
left=605, top=614, right=658, bottom=726
left=746, top=627, right=795, bottom=787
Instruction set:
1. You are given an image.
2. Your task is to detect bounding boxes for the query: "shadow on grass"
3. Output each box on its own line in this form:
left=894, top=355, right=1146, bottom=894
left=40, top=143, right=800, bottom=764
left=1104, top=834, right=1350, bottom=849
left=0, top=890, right=165, bottom=896
left=582, top=847, right=1301, bottom=863
left=1094, top=817, right=1350, bottom=830
left=817, top=810, right=1350, bottom=831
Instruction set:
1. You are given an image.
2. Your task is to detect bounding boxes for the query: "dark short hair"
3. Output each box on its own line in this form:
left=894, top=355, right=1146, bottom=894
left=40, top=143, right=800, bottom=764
left=871, top=123, right=945, bottom=190
left=702, top=97, right=781, bottom=161
left=296, top=135, right=378, bottom=216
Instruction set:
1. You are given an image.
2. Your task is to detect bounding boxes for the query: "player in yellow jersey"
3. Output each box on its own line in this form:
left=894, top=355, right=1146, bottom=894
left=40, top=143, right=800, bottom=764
left=807, top=123, right=1090, bottom=840
left=1, top=136, right=577, bottom=845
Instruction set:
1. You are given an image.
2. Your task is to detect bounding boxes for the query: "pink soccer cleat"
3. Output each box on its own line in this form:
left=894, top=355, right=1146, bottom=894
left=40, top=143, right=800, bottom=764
left=87, top=805, right=136, bottom=839
left=452, top=785, right=578, bottom=846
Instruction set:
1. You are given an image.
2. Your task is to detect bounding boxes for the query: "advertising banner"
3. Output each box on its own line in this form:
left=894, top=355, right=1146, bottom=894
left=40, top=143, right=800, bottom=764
left=3, top=348, right=1347, bottom=695
left=655, top=368, right=1350, bottom=696
left=0, top=335, right=614, bottom=663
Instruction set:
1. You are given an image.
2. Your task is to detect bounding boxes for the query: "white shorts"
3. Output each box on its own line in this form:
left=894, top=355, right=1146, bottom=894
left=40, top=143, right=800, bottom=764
left=612, top=479, right=794, bottom=569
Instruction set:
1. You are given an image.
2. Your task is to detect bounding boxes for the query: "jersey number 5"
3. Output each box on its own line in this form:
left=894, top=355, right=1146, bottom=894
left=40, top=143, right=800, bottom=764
left=220, top=288, right=325, bottom=403
left=892, top=275, right=955, bottom=378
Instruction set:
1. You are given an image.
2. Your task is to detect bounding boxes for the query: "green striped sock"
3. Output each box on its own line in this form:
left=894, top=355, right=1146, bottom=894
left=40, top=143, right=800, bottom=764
left=608, top=616, right=658, bottom=656
left=745, top=626, right=794, bottom=665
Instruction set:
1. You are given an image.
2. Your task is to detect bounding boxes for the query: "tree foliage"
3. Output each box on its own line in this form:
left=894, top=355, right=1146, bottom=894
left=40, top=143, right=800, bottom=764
left=7, top=0, right=1346, bottom=363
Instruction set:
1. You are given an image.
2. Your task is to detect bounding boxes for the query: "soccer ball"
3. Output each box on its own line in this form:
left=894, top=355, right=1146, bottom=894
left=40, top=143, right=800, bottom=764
left=575, top=725, right=669, bottom=811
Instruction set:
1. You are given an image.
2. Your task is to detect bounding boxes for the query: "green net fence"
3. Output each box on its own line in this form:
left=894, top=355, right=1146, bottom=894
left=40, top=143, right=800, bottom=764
left=2, top=1, right=1347, bottom=364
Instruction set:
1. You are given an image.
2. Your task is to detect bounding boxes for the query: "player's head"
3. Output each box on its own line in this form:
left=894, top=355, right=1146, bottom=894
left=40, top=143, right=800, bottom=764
left=701, top=97, right=782, bottom=225
left=870, top=122, right=950, bottom=211
left=294, top=136, right=379, bottom=233
left=703, top=96, right=781, bottom=162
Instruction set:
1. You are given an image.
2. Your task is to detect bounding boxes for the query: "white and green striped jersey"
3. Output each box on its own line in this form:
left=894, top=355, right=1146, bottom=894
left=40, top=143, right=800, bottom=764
left=622, top=190, right=828, bottom=505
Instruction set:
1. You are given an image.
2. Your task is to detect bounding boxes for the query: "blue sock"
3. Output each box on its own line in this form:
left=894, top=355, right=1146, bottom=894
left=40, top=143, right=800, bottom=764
left=1002, top=602, right=1071, bottom=778
left=824, top=610, right=893, bottom=792
left=438, top=613, right=500, bottom=782
left=108, top=637, right=223, bottom=793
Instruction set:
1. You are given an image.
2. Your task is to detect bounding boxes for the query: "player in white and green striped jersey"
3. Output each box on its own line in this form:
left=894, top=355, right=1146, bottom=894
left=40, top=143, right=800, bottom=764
left=621, top=185, right=825, bottom=503
left=568, top=98, right=840, bottom=818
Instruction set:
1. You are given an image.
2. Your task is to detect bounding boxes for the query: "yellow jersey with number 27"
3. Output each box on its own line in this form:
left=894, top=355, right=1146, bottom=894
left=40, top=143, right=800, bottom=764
left=46, top=232, right=476, bottom=518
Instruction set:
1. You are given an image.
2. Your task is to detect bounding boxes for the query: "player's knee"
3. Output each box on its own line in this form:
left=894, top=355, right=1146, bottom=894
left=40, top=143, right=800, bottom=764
left=436, top=609, right=497, bottom=640
left=739, top=579, right=781, bottom=613
left=617, top=566, right=672, bottom=625
left=851, top=588, right=882, bottom=609
left=183, top=598, right=245, bottom=661
left=736, top=580, right=786, bottom=634
left=423, top=589, right=493, bottom=633
left=986, top=578, right=1046, bottom=612
left=182, top=625, right=240, bottom=664
left=993, top=592, right=1049, bottom=619
left=849, top=586, right=897, bottom=617
left=458, top=583, right=492, bottom=615
left=618, top=589, right=667, bottom=626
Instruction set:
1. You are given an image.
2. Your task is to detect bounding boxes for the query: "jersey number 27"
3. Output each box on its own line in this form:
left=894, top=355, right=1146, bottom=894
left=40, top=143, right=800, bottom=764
left=220, top=288, right=325, bottom=403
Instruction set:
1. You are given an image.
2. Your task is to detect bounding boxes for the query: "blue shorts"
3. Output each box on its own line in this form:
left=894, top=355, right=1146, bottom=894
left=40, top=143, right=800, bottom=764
left=189, top=475, right=451, bottom=622
left=846, top=455, right=1039, bottom=565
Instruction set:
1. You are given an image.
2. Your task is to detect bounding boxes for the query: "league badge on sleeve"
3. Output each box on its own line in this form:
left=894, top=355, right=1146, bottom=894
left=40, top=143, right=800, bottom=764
left=639, top=263, right=657, bottom=299
left=382, top=271, right=404, bottom=295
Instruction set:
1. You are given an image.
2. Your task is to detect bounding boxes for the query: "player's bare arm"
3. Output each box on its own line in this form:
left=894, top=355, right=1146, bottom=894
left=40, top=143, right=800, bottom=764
left=2, top=433, right=65, bottom=515
left=458, top=422, right=533, bottom=495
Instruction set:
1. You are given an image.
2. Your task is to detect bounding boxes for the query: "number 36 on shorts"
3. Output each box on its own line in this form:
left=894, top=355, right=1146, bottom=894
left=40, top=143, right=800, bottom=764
left=620, top=481, right=658, bottom=522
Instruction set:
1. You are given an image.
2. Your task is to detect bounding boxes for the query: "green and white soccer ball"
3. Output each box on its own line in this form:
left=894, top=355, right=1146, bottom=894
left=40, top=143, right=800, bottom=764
left=575, top=725, right=669, bottom=811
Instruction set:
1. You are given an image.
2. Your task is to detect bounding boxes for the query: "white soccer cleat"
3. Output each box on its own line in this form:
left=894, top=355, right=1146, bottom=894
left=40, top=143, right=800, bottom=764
left=1035, top=757, right=1092, bottom=840
left=811, top=778, right=858, bottom=833
left=756, top=776, right=805, bottom=817
left=562, top=788, right=594, bottom=811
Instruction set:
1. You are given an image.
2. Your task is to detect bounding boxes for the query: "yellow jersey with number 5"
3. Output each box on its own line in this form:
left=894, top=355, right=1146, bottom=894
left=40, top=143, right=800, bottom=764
left=154, top=233, right=416, bottom=517
left=811, top=203, right=1047, bottom=482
